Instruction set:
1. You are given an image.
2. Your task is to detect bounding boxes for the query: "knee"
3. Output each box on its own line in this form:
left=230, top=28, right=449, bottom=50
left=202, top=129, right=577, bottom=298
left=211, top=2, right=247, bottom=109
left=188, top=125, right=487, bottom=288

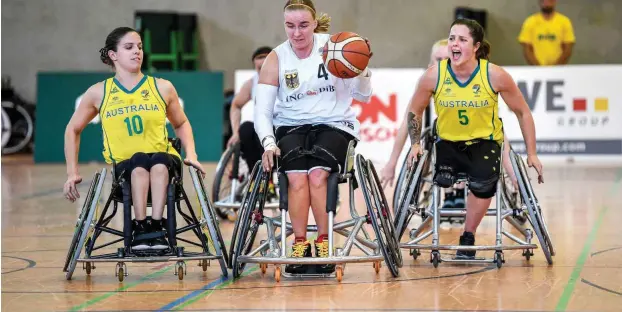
left=287, top=174, right=309, bottom=192
left=150, top=164, right=169, bottom=177
left=308, top=169, right=329, bottom=189
left=469, top=175, right=498, bottom=199
left=238, top=122, right=255, bottom=140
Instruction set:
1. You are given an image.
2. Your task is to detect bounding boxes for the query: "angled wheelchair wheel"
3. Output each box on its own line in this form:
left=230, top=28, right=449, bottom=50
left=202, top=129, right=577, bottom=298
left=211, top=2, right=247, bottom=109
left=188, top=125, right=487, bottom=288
left=64, top=169, right=107, bottom=280
left=356, top=155, right=401, bottom=277
left=212, top=143, right=249, bottom=220
left=228, top=161, right=261, bottom=269
left=394, top=151, right=429, bottom=241
left=510, top=150, right=554, bottom=264
left=232, top=164, right=267, bottom=278
left=392, top=146, right=411, bottom=215
left=190, top=168, right=229, bottom=277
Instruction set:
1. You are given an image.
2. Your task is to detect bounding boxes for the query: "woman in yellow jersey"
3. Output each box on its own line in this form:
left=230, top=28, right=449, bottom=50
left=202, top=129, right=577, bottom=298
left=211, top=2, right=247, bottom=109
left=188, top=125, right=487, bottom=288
left=63, top=27, right=205, bottom=251
left=406, top=19, right=544, bottom=259
left=380, top=39, right=517, bottom=210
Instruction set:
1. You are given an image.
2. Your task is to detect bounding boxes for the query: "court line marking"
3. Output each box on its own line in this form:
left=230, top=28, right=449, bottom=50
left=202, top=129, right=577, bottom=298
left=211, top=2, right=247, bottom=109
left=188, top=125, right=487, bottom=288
left=1, top=255, right=37, bottom=275
left=554, top=169, right=622, bottom=311
left=581, top=278, right=622, bottom=297
left=68, top=265, right=173, bottom=312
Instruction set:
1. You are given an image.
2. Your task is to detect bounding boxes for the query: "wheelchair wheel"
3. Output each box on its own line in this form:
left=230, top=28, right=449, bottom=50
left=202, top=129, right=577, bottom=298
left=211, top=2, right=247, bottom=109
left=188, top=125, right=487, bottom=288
left=232, top=163, right=267, bottom=278
left=1, top=100, right=34, bottom=155
left=356, top=155, right=401, bottom=277
left=510, top=150, right=554, bottom=265
left=228, top=161, right=261, bottom=268
left=190, top=168, right=229, bottom=277
left=392, top=146, right=411, bottom=215
left=64, top=169, right=107, bottom=280
left=212, top=143, right=249, bottom=220
left=394, top=151, right=429, bottom=241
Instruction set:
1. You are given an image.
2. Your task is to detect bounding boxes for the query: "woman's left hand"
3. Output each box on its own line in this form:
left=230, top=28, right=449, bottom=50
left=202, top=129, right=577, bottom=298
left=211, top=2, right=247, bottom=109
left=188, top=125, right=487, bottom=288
left=184, top=156, right=206, bottom=178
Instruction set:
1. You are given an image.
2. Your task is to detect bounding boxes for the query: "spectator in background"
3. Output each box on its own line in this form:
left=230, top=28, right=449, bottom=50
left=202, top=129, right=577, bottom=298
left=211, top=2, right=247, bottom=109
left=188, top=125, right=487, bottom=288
left=518, top=0, right=575, bottom=66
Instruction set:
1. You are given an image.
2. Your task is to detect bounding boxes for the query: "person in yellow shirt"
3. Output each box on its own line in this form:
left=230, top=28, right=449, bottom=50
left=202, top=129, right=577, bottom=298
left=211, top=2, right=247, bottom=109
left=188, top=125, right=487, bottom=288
left=63, top=27, right=205, bottom=252
left=406, top=18, right=544, bottom=259
left=518, top=0, right=575, bottom=66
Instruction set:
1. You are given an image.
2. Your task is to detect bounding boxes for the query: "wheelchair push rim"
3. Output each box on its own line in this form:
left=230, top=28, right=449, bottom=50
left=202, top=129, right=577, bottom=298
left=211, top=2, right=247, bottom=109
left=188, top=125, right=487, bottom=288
left=232, top=162, right=266, bottom=278
left=212, top=143, right=249, bottom=220
left=510, top=150, right=554, bottom=265
left=394, top=150, right=430, bottom=241
left=356, top=155, right=401, bottom=277
left=64, top=169, right=107, bottom=280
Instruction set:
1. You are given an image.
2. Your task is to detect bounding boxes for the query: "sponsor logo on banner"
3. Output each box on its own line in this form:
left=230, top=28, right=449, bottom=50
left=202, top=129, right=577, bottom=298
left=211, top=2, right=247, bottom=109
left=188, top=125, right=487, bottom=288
left=352, top=94, right=398, bottom=142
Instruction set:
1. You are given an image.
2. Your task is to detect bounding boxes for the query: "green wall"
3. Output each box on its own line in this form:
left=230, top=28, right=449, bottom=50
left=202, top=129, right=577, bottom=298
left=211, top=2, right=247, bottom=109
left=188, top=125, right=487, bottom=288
left=34, top=71, right=223, bottom=163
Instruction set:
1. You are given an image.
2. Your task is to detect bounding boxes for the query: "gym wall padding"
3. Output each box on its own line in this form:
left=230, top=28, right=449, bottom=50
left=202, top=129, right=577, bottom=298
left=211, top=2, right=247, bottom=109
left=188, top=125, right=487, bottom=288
left=34, top=71, right=223, bottom=163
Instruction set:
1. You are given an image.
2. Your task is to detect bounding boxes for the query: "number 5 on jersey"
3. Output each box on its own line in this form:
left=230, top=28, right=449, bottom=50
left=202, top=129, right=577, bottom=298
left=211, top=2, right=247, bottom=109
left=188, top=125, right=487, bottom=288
left=458, top=110, right=469, bottom=125
left=124, top=115, right=144, bottom=136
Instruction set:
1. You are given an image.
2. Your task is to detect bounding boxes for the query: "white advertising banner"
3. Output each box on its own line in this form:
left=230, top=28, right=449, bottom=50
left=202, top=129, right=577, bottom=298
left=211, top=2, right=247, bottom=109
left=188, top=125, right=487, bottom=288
left=235, top=65, right=622, bottom=165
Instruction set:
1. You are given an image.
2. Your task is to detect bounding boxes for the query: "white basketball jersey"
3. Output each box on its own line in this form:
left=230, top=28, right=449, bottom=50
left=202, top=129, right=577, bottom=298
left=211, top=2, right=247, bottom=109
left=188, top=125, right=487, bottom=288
left=273, top=33, right=360, bottom=139
left=240, top=74, right=258, bottom=123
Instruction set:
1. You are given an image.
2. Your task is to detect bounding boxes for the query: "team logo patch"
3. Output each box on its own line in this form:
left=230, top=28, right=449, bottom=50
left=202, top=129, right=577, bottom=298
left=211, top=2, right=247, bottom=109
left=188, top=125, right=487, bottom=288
left=141, top=89, right=150, bottom=99
left=285, top=69, right=299, bottom=89
left=472, top=84, right=481, bottom=95
left=444, top=78, right=452, bottom=85
left=111, top=86, right=119, bottom=93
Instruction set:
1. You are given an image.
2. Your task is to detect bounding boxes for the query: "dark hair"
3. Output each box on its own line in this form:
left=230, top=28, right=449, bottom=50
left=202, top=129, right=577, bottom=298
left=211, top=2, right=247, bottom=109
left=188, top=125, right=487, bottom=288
left=252, top=46, right=273, bottom=61
left=99, top=27, right=139, bottom=66
left=284, top=0, right=330, bottom=33
left=450, top=18, right=491, bottom=60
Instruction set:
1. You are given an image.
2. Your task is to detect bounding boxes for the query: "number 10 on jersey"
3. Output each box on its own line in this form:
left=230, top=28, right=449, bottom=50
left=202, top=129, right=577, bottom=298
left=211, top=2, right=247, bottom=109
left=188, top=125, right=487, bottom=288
left=124, top=115, right=144, bottom=136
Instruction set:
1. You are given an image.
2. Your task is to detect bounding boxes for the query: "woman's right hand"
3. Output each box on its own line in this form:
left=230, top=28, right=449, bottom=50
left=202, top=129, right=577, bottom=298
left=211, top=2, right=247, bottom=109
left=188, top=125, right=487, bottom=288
left=227, top=133, right=240, bottom=148
left=262, top=145, right=281, bottom=172
left=407, top=143, right=422, bottom=169
left=64, top=173, right=83, bottom=202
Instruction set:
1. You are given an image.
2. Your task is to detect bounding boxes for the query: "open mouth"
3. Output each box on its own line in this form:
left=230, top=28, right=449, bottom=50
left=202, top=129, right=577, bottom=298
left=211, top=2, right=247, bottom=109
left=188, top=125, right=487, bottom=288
left=452, top=51, right=461, bottom=61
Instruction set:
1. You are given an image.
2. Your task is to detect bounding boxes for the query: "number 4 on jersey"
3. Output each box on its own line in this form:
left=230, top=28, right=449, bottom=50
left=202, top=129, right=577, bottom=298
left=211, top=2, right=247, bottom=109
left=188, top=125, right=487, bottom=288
left=317, top=64, right=329, bottom=80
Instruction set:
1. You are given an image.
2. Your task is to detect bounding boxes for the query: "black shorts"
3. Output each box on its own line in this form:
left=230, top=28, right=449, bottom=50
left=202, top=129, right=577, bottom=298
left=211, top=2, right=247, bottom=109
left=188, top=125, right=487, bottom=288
left=275, top=124, right=355, bottom=174
left=434, top=139, right=500, bottom=198
left=114, top=152, right=182, bottom=181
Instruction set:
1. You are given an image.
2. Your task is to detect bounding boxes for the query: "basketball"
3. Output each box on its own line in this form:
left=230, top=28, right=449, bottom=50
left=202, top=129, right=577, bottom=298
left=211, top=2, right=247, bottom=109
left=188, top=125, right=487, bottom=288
left=322, top=32, right=371, bottom=79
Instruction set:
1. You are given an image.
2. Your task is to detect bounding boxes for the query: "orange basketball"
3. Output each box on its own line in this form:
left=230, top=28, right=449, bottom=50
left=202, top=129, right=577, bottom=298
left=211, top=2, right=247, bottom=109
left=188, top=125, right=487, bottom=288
left=322, top=32, right=371, bottom=79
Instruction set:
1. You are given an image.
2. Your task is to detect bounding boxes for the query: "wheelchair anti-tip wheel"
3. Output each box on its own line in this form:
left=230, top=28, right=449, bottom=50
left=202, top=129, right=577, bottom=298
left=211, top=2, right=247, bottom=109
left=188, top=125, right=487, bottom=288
left=510, top=149, right=555, bottom=265
left=356, top=155, right=401, bottom=277
left=232, top=162, right=266, bottom=278
left=63, top=169, right=107, bottom=280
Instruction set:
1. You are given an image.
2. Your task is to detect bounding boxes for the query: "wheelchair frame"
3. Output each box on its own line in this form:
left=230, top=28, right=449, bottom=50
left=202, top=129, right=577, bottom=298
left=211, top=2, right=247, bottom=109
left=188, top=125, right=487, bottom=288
left=63, top=140, right=229, bottom=282
left=393, top=135, right=555, bottom=268
left=229, top=141, right=402, bottom=282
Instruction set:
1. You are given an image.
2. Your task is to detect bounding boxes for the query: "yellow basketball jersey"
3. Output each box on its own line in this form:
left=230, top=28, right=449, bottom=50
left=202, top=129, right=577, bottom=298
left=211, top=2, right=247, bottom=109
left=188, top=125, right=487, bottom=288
left=99, top=75, right=180, bottom=164
left=433, top=59, right=503, bottom=142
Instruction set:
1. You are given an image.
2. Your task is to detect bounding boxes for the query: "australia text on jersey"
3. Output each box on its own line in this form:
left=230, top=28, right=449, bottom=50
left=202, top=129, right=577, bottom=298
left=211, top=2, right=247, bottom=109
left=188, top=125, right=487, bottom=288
left=103, top=103, right=160, bottom=119
left=437, top=100, right=490, bottom=108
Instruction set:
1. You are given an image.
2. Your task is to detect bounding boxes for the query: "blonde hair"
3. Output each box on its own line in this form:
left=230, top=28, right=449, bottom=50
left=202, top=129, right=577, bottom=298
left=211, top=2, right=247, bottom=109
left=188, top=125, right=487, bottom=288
left=284, top=0, right=331, bottom=33
left=431, top=39, right=448, bottom=53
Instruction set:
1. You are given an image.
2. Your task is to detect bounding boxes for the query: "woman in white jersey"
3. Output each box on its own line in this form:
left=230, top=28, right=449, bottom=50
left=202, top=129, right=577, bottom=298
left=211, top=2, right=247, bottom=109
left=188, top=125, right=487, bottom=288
left=254, top=0, right=372, bottom=274
left=228, top=46, right=272, bottom=170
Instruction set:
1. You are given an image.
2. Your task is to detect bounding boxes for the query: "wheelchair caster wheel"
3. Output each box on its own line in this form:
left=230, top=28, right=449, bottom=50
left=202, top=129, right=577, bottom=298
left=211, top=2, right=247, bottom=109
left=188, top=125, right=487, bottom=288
left=84, top=262, right=93, bottom=275
left=274, top=266, right=281, bottom=282
left=336, top=265, right=344, bottom=282
left=115, top=262, right=127, bottom=282
left=199, top=259, right=209, bottom=271
left=495, top=252, right=505, bottom=269
left=260, top=263, right=268, bottom=275
left=410, top=249, right=420, bottom=260
left=431, top=251, right=440, bottom=268
left=522, top=249, right=533, bottom=261
left=175, top=261, right=186, bottom=280
left=373, top=261, right=381, bottom=274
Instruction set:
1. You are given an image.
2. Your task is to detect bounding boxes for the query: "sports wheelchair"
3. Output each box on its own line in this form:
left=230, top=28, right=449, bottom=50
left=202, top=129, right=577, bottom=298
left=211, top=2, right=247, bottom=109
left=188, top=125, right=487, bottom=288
left=229, top=140, right=402, bottom=282
left=393, top=128, right=555, bottom=268
left=63, top=139, right=229, bottom=281
left=212, top=142, right=279, bottom=221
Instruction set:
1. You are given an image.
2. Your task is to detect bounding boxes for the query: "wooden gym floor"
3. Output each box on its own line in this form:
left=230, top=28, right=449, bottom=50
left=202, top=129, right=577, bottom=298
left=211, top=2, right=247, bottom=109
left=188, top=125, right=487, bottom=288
left=2, top=156, right=622, bottom=311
